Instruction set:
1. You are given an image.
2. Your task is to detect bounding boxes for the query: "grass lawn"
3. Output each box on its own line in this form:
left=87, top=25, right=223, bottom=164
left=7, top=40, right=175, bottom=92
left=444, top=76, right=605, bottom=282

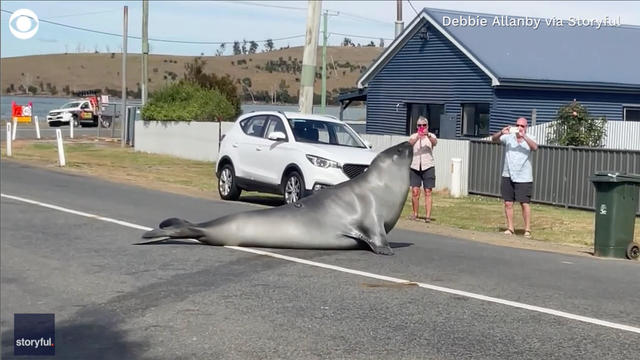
left=2, top=139, right=638, bottom=247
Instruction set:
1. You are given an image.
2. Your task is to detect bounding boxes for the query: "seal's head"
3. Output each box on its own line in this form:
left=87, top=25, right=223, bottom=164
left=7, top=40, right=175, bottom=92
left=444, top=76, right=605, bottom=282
left=370, top=141, right=413, bottom=172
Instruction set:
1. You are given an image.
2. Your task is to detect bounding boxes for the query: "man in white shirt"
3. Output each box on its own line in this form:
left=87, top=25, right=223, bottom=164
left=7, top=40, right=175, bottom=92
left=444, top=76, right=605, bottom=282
left=491, top=117, right=538, bottom=238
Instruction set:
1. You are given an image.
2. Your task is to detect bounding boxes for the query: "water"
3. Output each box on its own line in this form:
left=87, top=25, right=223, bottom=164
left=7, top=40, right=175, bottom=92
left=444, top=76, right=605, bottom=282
left=1, top=95, right=366, bottom=122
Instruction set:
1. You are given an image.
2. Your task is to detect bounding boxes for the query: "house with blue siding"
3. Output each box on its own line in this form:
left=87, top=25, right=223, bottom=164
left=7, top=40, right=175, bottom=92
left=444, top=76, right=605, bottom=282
left=356, top=8, right=640, bottom=138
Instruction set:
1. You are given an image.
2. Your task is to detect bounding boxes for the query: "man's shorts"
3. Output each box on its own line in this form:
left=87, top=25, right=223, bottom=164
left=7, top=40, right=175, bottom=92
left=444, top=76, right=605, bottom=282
left=501, top=177, right=532, bottom=203
left=410, top=167, right=436, bottom=189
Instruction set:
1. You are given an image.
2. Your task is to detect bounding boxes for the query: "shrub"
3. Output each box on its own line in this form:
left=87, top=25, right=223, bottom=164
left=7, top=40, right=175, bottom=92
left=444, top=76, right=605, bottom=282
left=547, top=100, right=607, bottom=147
left=141, top=82, right=235, bottom=122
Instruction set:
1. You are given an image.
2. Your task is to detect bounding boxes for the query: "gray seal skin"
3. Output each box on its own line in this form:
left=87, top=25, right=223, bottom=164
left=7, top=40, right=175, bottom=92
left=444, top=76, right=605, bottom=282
left=142, top=142, right=413, bottom=255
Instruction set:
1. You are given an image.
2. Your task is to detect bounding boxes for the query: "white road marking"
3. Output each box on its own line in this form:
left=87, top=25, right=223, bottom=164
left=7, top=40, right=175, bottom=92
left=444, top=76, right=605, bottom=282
left=2, top=192, right=639, bottom=335
left=562, top=261, right=574, bottom=265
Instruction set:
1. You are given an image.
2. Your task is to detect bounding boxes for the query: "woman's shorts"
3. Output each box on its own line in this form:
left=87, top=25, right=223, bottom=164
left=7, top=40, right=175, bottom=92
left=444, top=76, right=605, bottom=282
left=410, top=167, right=436, bottom=189
left=501, top=177, right=532, bottom=203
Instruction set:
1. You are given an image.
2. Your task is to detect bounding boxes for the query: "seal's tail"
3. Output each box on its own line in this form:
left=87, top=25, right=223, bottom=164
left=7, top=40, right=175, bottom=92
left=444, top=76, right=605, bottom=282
left=142, top=217, right=204, bottom=239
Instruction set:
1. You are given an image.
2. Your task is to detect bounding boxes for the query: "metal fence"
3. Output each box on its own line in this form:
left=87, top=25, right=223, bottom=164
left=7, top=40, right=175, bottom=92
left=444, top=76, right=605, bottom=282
left=469, top=140, right=640, bottom=214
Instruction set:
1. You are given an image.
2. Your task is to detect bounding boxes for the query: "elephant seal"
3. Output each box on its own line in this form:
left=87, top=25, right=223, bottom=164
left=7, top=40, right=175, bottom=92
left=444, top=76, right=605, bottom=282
left=142, top=142, right=413, bottom=255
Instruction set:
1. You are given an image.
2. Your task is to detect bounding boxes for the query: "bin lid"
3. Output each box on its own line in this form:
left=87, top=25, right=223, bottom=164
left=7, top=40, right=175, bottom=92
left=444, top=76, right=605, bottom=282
left=589, top=172, right=640, bottom=183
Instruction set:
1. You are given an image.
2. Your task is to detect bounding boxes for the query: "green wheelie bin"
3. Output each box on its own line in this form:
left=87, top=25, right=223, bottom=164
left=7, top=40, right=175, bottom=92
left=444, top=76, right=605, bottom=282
left=589, top=172, right=640, bottom=260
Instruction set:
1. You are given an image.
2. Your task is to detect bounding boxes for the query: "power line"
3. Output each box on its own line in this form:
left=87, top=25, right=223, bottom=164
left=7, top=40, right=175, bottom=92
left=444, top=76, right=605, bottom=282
left=1, top=8, right=304, bottom=45
left=227, top=1, right=392, bottom=25
left=47, top=10, right=119, bottom=19
left=330, top=32, right=393, bottom=41
left=407, top=0, right=419, bottom=15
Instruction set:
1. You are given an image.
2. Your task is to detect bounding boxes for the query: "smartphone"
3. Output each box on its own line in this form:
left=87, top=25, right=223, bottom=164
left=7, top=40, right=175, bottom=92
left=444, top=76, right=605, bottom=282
left=509, top=126, right=519, bottom=134
left=418, top=127, right=425, bottom=135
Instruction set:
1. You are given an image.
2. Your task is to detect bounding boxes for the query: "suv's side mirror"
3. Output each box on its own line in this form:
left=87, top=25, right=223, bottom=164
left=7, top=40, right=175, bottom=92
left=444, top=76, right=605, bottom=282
left=268, top=131, right=286, bottom=141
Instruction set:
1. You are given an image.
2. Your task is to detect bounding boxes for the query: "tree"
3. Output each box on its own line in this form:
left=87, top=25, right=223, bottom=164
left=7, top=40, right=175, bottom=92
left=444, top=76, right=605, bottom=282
left=241, top=39, right=248, bottom=54
left=264, top=39, right=274, bottom=52
left=366, top=41, right=375, bottom=47
left=547, top=100, right=607, bottom=147
left=249, top=41, right=258, bottom=54
left=183, top=57, right=241, bottom=118
left=216, top=43, right=226, bottom=56
left=232, top=41, right=241, bottom=55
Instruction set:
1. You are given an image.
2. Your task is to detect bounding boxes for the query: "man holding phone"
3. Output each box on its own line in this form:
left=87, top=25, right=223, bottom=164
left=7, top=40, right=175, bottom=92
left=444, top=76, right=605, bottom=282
left=408, top=116, right=438, bottom=222
left=491, top=117, right=538, bottom=237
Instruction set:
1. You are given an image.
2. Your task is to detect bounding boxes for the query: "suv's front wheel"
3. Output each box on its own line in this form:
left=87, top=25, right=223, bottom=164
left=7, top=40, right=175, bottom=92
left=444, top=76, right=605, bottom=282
left=218, top=164, right=241, bottom=200
left=283, top=171, right=305, bottom=204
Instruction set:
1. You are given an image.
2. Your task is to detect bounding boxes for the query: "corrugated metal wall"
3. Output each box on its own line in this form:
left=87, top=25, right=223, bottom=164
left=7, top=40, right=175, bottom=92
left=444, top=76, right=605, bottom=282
left=365, top=19, right=493, bottom=136
left=489, top=89, right=640, bottom=133
left=528, top=120, right=640, bottom=150
left=469, top=140, right=640, bottom=214
left=361, top=135, right=470, bottom=195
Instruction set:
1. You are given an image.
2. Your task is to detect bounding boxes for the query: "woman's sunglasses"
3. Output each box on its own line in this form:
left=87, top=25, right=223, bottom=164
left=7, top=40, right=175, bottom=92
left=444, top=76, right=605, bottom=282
left=417, top=124, right=427, bottom=127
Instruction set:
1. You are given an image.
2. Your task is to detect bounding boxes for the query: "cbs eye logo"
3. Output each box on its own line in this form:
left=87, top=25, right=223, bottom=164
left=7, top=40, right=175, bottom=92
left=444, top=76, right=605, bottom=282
left=9, top=9, right=39, bottom=40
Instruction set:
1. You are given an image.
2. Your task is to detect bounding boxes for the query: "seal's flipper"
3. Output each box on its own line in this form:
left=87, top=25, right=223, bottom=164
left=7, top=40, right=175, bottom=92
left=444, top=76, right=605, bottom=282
left=142, top=217, right=204, bottom=240
left=342, top=230, right=394, bottom=255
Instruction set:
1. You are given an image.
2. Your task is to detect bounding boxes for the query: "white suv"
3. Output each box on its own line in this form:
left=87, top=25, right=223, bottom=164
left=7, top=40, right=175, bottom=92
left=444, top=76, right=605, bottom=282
left=216, top=111, right=376, bottom=204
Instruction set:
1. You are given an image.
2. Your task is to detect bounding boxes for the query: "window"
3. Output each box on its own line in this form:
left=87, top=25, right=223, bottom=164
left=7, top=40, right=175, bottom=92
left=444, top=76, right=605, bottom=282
left=624, top=106, right=640, bottom=122
left=406, top=103, right=444, bottom=136
left=264, top=116, right=288, bottom=141
left=288, top=118, right=366, bottom=148
left=461, top=103, right=490, bottom=137
left=240, top=115, right=268, bottom=138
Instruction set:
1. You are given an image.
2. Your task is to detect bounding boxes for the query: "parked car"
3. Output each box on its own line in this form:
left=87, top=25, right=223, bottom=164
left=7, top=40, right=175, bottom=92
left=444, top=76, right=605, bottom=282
left=46, top=99, right=111, bottom=128
left=216, top=111, right=376, bottom=204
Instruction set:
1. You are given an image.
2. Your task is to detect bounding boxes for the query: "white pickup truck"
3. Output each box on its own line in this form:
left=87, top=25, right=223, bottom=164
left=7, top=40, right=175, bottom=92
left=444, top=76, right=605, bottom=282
left=46, top=99, right=111, bottom=128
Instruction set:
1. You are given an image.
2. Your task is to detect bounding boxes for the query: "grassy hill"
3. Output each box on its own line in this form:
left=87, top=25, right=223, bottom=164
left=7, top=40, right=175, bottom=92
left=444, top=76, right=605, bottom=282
left=0, top=46, right=383, bottom=103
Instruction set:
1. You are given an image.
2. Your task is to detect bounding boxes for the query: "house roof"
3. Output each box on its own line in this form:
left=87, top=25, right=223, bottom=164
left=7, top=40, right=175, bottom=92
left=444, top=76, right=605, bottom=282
left=358, top=8, right=640, bottom=91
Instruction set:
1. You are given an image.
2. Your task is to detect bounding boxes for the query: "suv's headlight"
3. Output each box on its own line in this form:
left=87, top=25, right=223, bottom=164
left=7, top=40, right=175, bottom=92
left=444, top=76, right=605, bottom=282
left=306, top=155, right=341, bottom=169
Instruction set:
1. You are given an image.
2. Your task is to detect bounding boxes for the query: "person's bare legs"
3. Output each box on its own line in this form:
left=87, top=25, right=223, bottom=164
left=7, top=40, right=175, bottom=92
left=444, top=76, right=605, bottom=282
left=504, top=201, right=514, bottom=233
left=424, top=188, right=432, bottom=220
left=521, top=202, right=531, bottom=232
left=411, top=187, right=421, bottom=218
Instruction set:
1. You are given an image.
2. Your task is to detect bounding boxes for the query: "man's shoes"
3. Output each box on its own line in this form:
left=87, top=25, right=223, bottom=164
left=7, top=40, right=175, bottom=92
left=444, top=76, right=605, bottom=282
left=503, top=229, right=515, bottom=235
left=524, top=230, right=532, bottom=238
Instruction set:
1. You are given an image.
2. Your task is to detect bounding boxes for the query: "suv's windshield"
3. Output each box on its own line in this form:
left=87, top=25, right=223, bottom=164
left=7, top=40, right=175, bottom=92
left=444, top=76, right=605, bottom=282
left=61, top=102, right=81, bottom=109
left=288, top=118, right=366, bottom=148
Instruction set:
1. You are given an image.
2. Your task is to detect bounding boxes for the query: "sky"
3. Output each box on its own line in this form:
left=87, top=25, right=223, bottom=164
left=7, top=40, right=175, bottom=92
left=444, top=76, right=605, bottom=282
left=1, top=1, right=639, bottom=58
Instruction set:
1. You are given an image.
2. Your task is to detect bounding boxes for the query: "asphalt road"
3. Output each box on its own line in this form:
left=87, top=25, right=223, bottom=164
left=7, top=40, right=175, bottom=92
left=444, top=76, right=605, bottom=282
left=1, top=160, right=639, bottom=359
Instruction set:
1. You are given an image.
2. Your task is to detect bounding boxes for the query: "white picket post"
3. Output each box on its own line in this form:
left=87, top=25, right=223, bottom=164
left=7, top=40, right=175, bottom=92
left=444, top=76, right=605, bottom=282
left=12, top=118, right=17, bottom=140
left=56, top=129, right=66, bottom=166
left=34, top=115, right=41, bottom=139
left=6, top=123, right=12, bottom=157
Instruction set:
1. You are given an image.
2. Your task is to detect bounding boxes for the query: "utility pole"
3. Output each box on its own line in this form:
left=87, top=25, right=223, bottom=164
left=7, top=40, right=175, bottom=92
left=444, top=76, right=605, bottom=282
left=142, top=0, right=149, bottom=105
left=395, top=0, right=404, bottom=38
left=121, top=5, right=128, bottom=147
left=321, top=10, right=338, bottom=114
left=298, top=0, right=322, bottom=114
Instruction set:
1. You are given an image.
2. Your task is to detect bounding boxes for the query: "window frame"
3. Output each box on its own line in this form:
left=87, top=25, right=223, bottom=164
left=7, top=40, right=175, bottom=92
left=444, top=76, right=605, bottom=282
left=461, top=103, right=490, bottom=137
left=623, top=106, right=640, bottom=122
left=264, top=115, right=289, bottom=141
left=405, top=103, right=444, bottom=137
left=239, top=115, right=269, bottom=138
